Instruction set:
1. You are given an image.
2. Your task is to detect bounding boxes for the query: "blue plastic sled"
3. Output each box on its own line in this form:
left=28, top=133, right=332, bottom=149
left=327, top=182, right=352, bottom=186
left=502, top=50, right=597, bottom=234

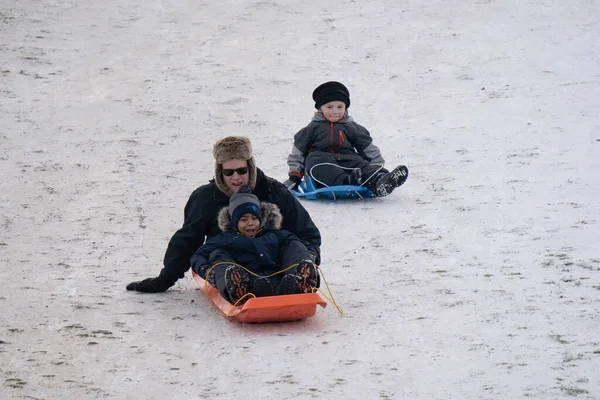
left=292, top=176, right=376, bottom=200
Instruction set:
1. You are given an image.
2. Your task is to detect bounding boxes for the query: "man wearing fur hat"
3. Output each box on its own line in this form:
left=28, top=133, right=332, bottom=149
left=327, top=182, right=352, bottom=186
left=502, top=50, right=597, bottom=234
left=126, top=136, right=321, bottom=293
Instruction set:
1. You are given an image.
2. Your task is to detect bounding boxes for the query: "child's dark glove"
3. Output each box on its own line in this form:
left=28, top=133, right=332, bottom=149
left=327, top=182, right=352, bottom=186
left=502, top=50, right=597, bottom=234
left=283, top=175, right=302, bottom=191
left=126, top=276, right=175, bottom=293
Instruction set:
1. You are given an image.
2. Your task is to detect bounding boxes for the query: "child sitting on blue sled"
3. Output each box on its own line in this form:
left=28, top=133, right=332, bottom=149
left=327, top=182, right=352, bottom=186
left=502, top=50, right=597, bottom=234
left=190, top=186, right=319, bottom=304
left=283, top=81, right=408, bottom=197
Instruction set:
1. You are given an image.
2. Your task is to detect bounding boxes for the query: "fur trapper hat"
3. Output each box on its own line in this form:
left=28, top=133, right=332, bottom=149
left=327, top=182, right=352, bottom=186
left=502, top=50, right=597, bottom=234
left=213, top=136, right=257, bottom=195
left=313, top=81, right=351, bottom=109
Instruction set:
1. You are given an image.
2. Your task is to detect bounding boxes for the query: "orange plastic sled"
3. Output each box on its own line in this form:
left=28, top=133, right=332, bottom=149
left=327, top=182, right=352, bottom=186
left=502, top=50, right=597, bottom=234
left=192, top=271, right=327, bottom=323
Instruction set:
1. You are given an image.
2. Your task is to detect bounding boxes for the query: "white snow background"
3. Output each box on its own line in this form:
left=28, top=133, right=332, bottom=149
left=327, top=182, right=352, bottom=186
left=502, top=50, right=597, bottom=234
left=1, top=0, right=599, bottom=399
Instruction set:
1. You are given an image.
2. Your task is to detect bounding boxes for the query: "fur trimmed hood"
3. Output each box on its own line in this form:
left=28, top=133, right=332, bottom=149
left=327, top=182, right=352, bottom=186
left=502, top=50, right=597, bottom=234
left=217, top=201, right=282, bottom=232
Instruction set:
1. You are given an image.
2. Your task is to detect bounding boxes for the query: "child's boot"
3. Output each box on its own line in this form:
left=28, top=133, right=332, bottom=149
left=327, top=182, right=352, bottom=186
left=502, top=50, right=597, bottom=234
left=252, top=277, right=275, bottom=297
left=276, top=274, right=300, bottom=295
left=296, top=260, right=318, bottom=293
left=373, top=165, right=408, bottom=196
left=206, top=268, right=217, bottom=287
left=344, top=168, right=363, bottom=186
left=225, top=265, right=252, bottom=303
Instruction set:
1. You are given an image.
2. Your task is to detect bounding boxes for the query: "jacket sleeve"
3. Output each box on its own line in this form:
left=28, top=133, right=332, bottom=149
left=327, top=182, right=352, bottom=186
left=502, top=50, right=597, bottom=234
left=275, top=185, right=322, bottom=264
left=287, top=125, right=313, bottom=179
left=348, top=122, right=385, bottom=166
left=189, top=235, right=229, bottom=278
left=159, top=190, right=210, bottom=283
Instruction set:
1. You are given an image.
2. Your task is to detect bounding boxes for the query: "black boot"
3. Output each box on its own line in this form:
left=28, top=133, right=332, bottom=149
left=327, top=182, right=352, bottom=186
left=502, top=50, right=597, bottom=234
left=373, top=165, right=408, bottom=196
left=206, top=268, right=217, bottom=287
left=276, top=274, right=300, bottom=295
left=296, top=260, right=318, bottom=293
left=344, top=168, right=363, bottom=186
left=225, top=265, right=252, bottom=303
left=252, top=277, right=275, bottom=297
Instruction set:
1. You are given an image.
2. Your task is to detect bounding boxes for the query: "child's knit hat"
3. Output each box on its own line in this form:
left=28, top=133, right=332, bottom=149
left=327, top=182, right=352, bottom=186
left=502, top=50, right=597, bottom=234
left=228, top=185, right=262, bottom=229
left=213, top=136, right=258, bottom=195
left=313, top=81, right=351, bottom=109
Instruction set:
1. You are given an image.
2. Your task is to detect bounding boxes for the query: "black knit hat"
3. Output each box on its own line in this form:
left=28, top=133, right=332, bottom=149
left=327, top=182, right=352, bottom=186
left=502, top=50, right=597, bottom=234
left=312, top=81, right=350, bottom=109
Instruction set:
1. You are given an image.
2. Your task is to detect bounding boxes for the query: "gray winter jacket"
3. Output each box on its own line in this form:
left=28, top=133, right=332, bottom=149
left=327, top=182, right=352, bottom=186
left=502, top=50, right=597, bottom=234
left=287, top=112, right=385, bottom=178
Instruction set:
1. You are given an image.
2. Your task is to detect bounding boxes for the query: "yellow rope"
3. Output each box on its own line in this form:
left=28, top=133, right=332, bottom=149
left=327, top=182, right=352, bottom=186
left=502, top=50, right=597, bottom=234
left=199, top=261, right=343, bottom=318
left=313, top=264, right=343, bottom=316
left=200, top=262, right=254, bottom=318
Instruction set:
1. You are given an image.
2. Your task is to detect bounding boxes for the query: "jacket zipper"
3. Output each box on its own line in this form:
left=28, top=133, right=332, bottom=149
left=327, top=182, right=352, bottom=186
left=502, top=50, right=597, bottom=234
left=329, top=122, right=334, bottom=153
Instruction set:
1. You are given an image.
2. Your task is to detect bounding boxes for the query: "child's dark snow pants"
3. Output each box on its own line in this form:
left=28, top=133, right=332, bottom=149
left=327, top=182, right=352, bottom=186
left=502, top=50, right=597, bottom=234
left=305, top=151, right=386, bottom=188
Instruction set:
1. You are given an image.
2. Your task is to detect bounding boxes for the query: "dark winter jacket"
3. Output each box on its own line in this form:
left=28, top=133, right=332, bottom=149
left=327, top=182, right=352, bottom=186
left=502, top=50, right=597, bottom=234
left=159, top=168, right=321, bottom=284
left=190, top=201, right=306, bottom=278
left=287, top=112, right=385, bottom=178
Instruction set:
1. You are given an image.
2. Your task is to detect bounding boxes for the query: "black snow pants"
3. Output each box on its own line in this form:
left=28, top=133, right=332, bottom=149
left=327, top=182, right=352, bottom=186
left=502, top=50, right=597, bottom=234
left=305, top=151, right=386, bottom=188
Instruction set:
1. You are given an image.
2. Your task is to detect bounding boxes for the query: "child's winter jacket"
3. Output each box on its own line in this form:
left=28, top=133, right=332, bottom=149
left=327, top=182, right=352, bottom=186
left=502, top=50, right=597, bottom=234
left=190, top=202, right=307, bottom=278
left=287, top=113, right=385, bottom=178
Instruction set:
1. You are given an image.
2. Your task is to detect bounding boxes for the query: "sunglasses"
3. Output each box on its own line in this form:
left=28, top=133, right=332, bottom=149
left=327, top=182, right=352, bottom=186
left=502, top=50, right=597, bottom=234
left=222, top=167, right=249, bottom=176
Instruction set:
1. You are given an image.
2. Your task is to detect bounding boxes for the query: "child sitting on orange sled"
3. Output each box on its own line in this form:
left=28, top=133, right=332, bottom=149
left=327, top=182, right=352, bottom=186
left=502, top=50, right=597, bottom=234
left=190, top=186, right=319, bottom=304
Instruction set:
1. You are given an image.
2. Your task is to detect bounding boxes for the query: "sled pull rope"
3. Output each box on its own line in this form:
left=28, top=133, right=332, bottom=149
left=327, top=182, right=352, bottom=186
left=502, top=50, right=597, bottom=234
left=308, top=163, right=357, bottom=201
left=314, top=264, right=344, bottom=316
left=361, top=164, right=384, bottom=188
left=308, top=162, right=384, bottom=200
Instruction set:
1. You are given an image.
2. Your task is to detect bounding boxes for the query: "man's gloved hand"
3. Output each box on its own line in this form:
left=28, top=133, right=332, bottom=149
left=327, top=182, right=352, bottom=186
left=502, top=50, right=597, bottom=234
left=126, top=276, right=175, bottom=293
left=283, top=175, right=302, bottom=191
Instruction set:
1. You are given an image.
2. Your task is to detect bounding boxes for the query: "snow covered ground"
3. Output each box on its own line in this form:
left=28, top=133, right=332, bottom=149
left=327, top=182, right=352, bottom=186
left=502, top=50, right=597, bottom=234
left=1, top=0, right=599, bottom=398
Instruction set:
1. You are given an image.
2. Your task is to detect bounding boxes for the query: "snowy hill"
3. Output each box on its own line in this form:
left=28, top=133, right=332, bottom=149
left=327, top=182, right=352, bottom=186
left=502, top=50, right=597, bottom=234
left=1, top=0, right=599, bottom=399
